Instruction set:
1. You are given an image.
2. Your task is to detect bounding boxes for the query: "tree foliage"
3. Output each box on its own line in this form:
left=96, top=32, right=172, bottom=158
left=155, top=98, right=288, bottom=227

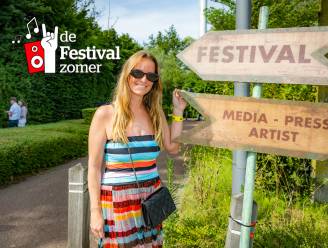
left=0, top=0, right=141, bottom=124
left=206, top=0, right=321, bottom=198
left=145, top=26, right=234, bottom=117
left=207, top=0, right=320, bottom=30
left=144, top=1, right=322, bottom=198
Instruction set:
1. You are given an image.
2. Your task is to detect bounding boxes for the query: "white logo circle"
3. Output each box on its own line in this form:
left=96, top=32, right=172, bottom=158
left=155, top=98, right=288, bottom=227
left=31, top=56, right=43, bottom=69
left=32, top=46, right=38, bottom=53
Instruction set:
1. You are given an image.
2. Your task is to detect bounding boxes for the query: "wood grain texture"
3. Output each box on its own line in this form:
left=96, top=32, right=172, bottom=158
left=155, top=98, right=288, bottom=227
left=178, top=27, right=328, bottom=85
left=176, top=91, right=328, bottom=160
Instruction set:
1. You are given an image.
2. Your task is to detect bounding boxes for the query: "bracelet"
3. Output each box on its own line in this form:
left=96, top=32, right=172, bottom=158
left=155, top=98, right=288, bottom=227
left=172, top=114, right=183, bottom=122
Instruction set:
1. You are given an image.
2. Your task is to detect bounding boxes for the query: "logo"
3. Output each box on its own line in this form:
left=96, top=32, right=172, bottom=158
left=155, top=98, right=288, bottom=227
left=12, top=17, right=120, bottom=74
left=24, top=40, right=45, bottom=73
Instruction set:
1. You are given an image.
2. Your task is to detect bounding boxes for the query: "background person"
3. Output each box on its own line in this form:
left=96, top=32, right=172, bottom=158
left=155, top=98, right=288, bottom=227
left=6, top=97, right=21, bottom=128
left=88, top=50, right=187, bottom=247
left=18, top=100, right=28, bottom=127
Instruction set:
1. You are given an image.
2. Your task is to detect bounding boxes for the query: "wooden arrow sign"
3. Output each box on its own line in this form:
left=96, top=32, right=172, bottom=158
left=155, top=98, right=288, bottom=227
left=177, top=27, right=328, bottom=85
left=176, top=91, right=328, bottom=160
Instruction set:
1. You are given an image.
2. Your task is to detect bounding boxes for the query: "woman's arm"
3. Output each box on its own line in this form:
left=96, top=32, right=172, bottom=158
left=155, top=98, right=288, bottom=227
left=161, top=89, right=187, bottom=154
left=88, top=105, right=112, bottom=239
left=88, top=106, right=109, bottom=211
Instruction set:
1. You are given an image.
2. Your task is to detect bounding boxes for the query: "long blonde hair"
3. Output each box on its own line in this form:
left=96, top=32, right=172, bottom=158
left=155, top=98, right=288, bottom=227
left=110, top=50, right=164, bottom=149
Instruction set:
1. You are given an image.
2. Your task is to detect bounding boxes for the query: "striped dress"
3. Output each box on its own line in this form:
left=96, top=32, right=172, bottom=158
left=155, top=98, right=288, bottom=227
left=99, top=134, right=163, bottom=248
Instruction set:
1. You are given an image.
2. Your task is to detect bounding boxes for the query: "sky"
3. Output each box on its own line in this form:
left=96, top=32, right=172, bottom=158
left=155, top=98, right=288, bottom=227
left=94, top=0, right=217, bottom=45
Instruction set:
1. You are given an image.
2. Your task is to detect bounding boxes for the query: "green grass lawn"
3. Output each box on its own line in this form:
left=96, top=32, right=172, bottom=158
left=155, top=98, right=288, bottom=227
left=164, top=146, right=328, bottom=248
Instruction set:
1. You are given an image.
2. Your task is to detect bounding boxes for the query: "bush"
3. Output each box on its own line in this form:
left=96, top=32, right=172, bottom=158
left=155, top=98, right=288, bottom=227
left=256, top=154, right=313, bottom=199
left=0, top=120, right=89, bottom=185
left=164, top=146, right=328, bottom=248
left=0, top=109, right=7, bottom=128
left=82, top=107, right=97, bottom=124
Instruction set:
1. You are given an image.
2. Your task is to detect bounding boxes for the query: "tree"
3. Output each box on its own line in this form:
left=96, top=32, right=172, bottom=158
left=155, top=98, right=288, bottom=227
left=205, top=0, right=321, bottom=198
left=146, top=25, right=189, bottom=56
left=0, top=0, right=141, bottom=124
left=206, top=0, right=320, bottom=31
left=145, top=27, right=233, bottom=118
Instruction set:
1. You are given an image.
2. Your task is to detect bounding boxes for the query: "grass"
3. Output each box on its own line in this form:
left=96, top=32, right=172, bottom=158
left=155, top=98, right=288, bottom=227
left=163, top=146, right=328, bottom=248
left=0, top=119, right=88, bottom=141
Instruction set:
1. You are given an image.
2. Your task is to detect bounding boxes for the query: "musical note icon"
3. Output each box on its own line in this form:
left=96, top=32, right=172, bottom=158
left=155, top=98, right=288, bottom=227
left=12, top=35, right=23, bottom=44
left=26, top=17, right=40, bottom=39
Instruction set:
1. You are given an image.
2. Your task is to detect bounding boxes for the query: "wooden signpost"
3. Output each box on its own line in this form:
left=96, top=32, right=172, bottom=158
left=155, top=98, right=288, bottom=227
left=177, top=27, right=328, bottom=85
left=177, top=21, right=328, bottom=248
left=176, top=91, right=328, bottom=160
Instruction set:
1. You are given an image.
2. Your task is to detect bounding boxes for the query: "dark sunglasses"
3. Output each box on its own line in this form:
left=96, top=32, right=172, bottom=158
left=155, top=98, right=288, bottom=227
left=130, top=69, right=159, bottom=83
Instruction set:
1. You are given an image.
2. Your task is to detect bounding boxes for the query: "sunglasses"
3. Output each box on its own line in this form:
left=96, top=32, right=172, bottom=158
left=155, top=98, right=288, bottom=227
left=130, top=69, right=159, bottom=83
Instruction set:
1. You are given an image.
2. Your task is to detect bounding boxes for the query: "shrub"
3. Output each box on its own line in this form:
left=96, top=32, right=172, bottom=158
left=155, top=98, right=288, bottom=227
left=82, top=107, right=97, bottom=124
left=164, top=146, right=328, bottom=248
left=0, top=109, right=7, bottom=128
left=0, top=120, right=89, bottom=185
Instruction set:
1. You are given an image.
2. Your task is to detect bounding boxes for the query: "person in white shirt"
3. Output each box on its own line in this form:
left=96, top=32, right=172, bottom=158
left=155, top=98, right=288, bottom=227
left=18, top=100, right=28, bottom=127
left=6, top=97, right=21, bottom=128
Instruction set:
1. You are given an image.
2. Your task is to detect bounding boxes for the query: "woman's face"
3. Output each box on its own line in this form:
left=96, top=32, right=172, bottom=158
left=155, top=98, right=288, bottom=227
left=128, top=58, right=155, bottom=97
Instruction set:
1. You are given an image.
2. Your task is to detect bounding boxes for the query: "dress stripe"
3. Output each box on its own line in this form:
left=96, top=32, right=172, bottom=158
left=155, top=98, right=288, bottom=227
left=99, top=135, right=163, bottom=248
left=106, top=163, right=157, bottom=172
left=106, top=159, right=156, bottom=168
left=105, top=146, right=160, bottom=154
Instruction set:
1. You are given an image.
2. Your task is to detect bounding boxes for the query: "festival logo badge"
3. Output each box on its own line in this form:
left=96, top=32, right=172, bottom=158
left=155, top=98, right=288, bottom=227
left=12, top=17, right=120, bottom=74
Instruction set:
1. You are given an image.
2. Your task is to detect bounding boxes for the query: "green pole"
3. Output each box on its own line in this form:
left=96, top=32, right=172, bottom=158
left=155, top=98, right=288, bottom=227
left=239, top=6, right=269, bottom=248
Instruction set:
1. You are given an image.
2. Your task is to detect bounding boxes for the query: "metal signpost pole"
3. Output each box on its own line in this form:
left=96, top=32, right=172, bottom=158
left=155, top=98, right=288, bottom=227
left=199, top=0, right=207, bottom=37
left=239, top=6, right=269, bottom=248
left=232, top=0, right=251, bottom=195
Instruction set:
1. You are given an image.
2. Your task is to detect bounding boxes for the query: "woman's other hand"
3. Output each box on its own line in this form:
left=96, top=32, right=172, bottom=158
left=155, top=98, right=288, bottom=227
left=172, top=89, right=187, bottom=113
left=90, top=208, right=105, bottom=239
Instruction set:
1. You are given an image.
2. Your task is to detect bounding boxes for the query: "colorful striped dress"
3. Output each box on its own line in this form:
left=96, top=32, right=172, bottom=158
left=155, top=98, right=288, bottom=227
left=99, top=134, right=163, bottom=248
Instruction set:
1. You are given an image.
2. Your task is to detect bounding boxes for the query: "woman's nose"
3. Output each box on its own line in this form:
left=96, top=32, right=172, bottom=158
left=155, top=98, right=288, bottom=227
left=140, top=74, right=148, bottom=83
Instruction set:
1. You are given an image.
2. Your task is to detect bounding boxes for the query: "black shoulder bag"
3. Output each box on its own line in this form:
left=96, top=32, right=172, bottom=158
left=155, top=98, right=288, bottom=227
left=127, top=145, right=176, bottom=228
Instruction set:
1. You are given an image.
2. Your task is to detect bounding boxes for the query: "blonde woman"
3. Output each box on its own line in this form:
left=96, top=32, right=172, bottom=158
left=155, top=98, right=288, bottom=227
left=88, top=50, right=187, bottom=248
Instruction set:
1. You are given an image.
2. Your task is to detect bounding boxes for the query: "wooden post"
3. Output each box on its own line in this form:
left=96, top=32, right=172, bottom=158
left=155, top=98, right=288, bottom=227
left=68, top=163, right=90, bottom=248
left=313, top=0, right=328, bottom=203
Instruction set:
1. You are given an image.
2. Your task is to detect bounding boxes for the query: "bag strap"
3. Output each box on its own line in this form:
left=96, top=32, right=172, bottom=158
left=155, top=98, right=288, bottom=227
left=126, top=143, right=144, bottom=200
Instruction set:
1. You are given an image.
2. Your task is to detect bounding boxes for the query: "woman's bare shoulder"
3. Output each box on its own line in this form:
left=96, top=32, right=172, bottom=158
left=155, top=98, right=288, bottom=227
left=92, top=104, right=114, bottom=123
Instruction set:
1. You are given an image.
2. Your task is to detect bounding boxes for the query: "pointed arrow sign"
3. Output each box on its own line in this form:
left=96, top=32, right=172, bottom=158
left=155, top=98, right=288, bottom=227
left=177, top=27, right=328, bottom=85
left=175, top=91, right=328, bottom=160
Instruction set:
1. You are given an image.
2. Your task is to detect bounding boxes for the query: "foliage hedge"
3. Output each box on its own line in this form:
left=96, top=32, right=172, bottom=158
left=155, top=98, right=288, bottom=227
left=0, top=109, right=7, bottom=128
left=0, top=0, right=141, bottom=124
left=82, top=107, right=97, bottom=124
left=0, top=120, right=89, bottom=185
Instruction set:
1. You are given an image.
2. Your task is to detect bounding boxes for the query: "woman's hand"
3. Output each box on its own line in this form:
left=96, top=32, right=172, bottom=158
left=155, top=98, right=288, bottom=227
left=172, top=89, right=187, bottom=113
left=90, top=208, right=105, bottom=239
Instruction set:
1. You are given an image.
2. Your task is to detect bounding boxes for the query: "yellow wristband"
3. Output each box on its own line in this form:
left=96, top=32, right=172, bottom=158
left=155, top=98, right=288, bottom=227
left=172, top=114, right=183, bottom=122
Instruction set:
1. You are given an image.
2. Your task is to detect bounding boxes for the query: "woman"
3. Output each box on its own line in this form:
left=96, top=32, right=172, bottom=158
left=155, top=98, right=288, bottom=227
left=18, top=100, right=28, bottom=127
left=88, top=50, right=187, bottom=248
